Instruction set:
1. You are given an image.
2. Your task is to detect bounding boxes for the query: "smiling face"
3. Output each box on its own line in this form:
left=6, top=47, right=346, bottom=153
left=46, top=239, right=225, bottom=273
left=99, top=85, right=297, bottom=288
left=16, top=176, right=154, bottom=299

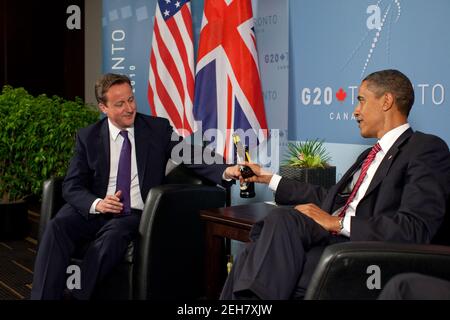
left=353, top=80, right=386, bottom=139
left=99, top=82, right=136, bottom=129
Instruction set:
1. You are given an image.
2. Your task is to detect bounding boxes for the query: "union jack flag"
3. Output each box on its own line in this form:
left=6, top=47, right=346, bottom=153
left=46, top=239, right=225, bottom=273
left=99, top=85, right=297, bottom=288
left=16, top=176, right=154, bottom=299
left=193, top=0, right=268, bottom=163
left=148, top=0, right=196, bottom=137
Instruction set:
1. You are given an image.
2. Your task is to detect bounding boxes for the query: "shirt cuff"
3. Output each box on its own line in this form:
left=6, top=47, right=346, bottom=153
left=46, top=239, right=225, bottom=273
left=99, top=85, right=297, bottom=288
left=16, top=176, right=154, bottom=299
left=268, top=174, right=282, bottom=192
left=222, top=171, right=232, bottom=181
left=339, top=215, right=351, bottom=237
left=89, top=198, right=102, bottom=214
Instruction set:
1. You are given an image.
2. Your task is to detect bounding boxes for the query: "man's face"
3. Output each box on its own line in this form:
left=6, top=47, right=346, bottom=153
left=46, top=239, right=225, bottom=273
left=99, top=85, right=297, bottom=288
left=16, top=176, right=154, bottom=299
left=353, top=80, right=385, bottom=139
left=99, top=83, right=136, bottom=129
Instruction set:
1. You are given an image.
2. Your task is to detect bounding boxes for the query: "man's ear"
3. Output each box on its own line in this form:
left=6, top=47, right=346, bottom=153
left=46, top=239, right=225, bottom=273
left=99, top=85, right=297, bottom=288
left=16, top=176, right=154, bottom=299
left=382, top=92, right=395, bottom=111
left=99, top=103, right=107, bottom=114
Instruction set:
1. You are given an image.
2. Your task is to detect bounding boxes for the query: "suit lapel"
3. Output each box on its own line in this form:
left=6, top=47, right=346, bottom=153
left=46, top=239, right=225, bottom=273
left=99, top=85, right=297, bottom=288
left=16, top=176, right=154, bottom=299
left=99, top=119, right=110, bottom=191
left=338, top=149, right=370, bottom=190
left=323, top=148, right=370, bottom=212
left=134, top=115, right=149, bottom=181
left=363, top=128, right=413, bottom=199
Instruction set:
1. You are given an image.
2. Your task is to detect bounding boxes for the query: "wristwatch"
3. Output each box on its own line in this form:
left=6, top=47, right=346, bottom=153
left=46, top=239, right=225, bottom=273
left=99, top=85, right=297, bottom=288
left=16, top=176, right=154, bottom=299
left=338, top=217, right=344, bottom=232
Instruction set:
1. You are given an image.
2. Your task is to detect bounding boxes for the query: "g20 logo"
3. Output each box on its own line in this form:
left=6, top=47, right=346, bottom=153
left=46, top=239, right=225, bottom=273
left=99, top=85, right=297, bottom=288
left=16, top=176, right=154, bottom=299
left=264, top=52, right=288, bottom=64
left=301, top=84, right=445, bottom=107
left=301, top=87, right=356, bottom=106
left=301, top=87, right=333, bottom=106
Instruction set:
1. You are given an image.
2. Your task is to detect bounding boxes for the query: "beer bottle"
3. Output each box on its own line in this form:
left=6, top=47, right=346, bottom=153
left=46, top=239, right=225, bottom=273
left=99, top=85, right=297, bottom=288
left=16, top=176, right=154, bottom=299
left=232, top=134, right=256, bottom=198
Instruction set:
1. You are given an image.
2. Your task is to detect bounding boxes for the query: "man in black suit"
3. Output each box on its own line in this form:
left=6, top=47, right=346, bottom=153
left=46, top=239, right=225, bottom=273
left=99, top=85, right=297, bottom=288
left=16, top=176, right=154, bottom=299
left=31, top=73, right=240, bottom=300
left=220, top=69, right=450, bottom=300
left=378, top=273, right=450, bottom=300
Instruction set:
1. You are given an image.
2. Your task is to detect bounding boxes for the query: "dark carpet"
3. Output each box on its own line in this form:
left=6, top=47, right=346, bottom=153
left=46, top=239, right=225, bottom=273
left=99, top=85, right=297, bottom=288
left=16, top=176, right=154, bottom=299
left=0, top=237, right=36, bottom=300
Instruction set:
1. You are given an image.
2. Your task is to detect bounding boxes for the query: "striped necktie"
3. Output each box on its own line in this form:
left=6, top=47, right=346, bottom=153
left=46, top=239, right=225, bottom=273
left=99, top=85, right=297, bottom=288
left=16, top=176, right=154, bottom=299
left=338, top=143, right=382, bottom=218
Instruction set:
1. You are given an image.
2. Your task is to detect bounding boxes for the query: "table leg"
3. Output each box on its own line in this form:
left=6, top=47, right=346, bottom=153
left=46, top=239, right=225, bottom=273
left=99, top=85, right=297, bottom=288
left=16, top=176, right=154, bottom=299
left=204, top=223, right=228, bottom=299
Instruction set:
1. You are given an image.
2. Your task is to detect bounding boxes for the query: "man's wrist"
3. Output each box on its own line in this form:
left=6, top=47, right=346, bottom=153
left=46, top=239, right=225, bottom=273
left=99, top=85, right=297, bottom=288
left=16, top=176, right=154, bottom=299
left=90, top=198, right=102, bottom=214
left=263, top=174, right=273, bottom=184
left=222, top=171, right=232, bottom=181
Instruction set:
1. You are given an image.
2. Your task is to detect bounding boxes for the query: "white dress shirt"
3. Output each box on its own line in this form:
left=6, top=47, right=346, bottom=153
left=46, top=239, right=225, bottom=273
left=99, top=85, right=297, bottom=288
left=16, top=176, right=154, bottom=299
left=269, top=123, right=411, bottom=237
left=89, top=119, right=144, bottom=214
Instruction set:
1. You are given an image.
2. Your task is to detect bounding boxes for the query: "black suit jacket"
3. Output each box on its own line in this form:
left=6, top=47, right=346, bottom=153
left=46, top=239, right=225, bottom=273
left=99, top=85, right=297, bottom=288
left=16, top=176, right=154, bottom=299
left=62, top=113, right=229, bottom=219
left=275, top=129, right=450, bottom=243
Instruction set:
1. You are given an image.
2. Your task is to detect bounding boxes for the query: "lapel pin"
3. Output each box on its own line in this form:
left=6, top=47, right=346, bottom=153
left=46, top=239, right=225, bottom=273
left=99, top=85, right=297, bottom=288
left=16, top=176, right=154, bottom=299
left=388, top=155, right=393, bottom=160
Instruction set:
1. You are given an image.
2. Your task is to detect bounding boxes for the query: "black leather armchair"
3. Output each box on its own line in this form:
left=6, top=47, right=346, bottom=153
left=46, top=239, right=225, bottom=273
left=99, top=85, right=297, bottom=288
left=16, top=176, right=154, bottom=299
left=305, top=197, right=450, bottom=300
left=38, top=164, right=227, bottom=300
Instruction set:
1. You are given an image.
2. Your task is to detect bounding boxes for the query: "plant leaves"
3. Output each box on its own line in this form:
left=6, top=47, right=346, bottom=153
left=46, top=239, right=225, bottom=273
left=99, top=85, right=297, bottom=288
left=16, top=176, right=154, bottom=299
left=0, top=86, right=100, bottom=202
left=282, top=139, right=331, bottom=168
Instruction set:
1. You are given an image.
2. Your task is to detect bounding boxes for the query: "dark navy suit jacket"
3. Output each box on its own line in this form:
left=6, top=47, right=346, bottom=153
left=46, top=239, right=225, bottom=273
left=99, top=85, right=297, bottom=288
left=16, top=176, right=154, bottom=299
left=275, top=129, right=450, bottom=244
left=62, top=113, right=229, bottom=219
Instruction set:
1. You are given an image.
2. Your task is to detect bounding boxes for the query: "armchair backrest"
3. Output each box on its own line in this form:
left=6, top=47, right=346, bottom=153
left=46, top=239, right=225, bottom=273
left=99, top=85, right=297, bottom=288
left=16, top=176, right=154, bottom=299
left=38, top=176, right=66, bottom=243
left=305, top=195, right=450, bottom=300
left=163, top=164, right=211, bottom=185
left=305, top=241, right=450, bottom=300
left=133, top=184, right=226, bottom=300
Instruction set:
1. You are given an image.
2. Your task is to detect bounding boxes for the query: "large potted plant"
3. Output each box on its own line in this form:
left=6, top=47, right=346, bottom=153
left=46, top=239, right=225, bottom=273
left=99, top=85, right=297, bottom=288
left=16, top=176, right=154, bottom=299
left=279, top=139, right=336, bottom=189
left=0, top=86, right=99, bottom=239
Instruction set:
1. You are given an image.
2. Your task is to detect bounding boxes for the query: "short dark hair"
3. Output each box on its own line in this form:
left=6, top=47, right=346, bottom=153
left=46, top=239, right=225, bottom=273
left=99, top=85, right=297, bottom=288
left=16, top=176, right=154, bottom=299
left=94, top=73, right=132, bottom=104
left=363, top=69, right=414, bottom=116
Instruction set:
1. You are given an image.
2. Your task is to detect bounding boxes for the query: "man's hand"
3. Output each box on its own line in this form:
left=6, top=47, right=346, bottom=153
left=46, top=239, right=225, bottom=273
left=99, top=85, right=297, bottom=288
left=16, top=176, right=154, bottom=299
left=95, top=191, right=123, bottom=214
left=294, top=203, right=341, bottom=233
left=224, top=165, right=242, bottom=180
left=241, top=162, right=273, bottom=185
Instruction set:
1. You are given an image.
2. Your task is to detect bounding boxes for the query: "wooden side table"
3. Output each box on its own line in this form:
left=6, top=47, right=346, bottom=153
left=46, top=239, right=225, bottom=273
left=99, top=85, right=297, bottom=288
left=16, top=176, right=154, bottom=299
left=200, top=202, right=274, bottom=299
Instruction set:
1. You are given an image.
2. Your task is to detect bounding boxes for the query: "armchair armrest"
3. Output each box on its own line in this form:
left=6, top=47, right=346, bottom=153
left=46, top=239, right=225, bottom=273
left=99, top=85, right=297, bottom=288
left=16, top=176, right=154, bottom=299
left=305, top=241, right=450, bottom=300
left=39, top=177, right=65, bottom=243
left=133, top=184, right=226, bottom=300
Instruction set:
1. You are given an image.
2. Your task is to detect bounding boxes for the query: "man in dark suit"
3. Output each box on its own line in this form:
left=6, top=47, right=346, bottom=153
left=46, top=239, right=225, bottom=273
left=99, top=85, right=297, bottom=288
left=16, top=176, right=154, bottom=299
left=31, top=73, right=240, bottom=300
left=220, top=69, right=450, bottom=300
left=378, top=273, right=450, bottom=300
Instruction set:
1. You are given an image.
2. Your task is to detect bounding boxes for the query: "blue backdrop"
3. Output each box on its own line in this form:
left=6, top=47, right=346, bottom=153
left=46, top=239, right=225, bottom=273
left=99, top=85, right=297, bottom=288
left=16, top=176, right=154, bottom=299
left=102, top=0, right=450, bottom=198
left=289, top=0, right=450, bottom=145
left=102, top=0, right=156, bottom=116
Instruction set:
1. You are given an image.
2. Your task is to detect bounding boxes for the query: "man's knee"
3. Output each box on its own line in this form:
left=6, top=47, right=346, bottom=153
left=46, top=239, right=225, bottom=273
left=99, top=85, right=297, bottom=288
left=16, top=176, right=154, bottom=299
left=96, top=227, right=132, bottom=252
left=264, top=207, right=302, bottom=225
left=44, top=215, right=68, bottom=237
left=268, top=207, right=317, bottom=232
left=379, top=273, right=423, bottom=300
left=44, top=205, right=84, bottom=236
left=252, top=207, right=317, bottom=240
left=249, top=208, right=297, bottom=239
left=387, top=273, right=415, bottom=288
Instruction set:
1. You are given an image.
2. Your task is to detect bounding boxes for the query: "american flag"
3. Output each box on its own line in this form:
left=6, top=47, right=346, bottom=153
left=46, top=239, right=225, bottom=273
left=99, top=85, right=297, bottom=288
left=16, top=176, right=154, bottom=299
left=147, top=0, right=196, bottom=137
left=193, top=0, right=268, bottom=163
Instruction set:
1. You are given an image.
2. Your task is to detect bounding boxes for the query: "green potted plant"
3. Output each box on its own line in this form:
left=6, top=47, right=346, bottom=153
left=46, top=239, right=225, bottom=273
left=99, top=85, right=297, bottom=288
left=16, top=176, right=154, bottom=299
left=0, top=86, right=99, bottom=239
left=279, top=139, right=336, bottom=189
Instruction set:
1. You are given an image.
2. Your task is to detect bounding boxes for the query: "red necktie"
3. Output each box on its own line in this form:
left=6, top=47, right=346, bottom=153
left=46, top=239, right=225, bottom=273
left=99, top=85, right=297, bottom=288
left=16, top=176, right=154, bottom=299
left=338, top=143, right=381, bottom=218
